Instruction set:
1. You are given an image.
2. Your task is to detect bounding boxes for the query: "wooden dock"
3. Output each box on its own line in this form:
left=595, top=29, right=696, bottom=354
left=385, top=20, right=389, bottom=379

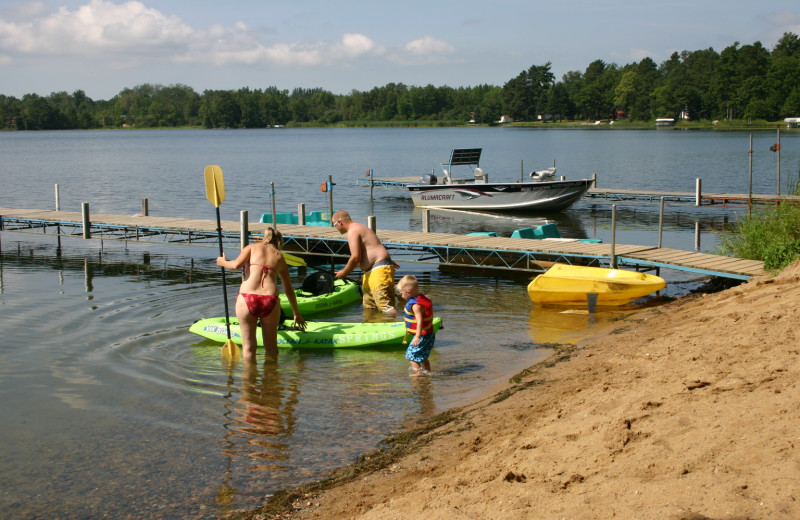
left=0, top=207, right=765, bottom=280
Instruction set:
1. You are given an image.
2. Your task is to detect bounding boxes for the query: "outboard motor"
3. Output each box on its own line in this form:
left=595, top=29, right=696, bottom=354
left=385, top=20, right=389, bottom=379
left=530, top=167, right=556, bottom=182
left=419, top=170, right=437, bottom=185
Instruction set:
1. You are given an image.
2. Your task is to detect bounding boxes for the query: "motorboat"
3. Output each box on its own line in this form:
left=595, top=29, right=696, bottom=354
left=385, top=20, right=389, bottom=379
left=527, top=263, right=666, bottom=306
left=407, top=148, right=592, bottom=213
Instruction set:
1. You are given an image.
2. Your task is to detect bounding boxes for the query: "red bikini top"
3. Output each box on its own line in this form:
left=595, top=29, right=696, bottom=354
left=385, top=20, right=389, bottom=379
left=246, top=263, right=273, bottom=288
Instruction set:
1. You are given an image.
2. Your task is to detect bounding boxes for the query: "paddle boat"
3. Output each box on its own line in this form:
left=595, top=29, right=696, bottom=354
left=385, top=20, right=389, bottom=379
left=259, top=210, right=331, bottom=226
left=527, top=263, right=666, bottom=306
left=190, top=316, right=443, bottom=349
left=407, top=148, right=592, bottom=213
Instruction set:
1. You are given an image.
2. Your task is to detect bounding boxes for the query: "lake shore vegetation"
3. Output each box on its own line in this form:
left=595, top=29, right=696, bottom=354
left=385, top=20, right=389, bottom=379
left=2, top=33, right=800, bottom=131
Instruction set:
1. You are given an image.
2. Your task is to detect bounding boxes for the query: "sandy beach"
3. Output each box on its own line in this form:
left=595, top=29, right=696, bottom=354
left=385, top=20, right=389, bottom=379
left=241, top=262, right=800, bottom=520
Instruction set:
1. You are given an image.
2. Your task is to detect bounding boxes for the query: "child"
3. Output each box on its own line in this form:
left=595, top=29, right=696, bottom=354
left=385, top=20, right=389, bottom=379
left=397, top=275, right=436, bottom=376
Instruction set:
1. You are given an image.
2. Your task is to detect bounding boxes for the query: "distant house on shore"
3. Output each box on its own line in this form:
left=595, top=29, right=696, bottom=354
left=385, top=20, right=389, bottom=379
left=785, top=117, right=800, bottom=128
left=498, top=115, right=514, bottom=124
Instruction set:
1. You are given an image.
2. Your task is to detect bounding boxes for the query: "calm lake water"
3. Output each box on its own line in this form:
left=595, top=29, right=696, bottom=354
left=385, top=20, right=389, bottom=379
left=1, top=127, right=797, bottom=519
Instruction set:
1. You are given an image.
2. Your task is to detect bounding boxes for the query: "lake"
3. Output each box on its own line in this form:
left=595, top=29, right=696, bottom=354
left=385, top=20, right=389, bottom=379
left=0, top=126, right=796, bottom=519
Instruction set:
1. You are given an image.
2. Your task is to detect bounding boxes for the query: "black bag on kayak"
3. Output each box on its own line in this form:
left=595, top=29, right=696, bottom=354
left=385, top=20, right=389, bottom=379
left=301, top=272, right=336, bottom=296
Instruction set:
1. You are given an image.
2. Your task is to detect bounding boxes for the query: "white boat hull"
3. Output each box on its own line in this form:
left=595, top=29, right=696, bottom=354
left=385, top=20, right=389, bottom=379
left=407, top=179, right=592, bottom=212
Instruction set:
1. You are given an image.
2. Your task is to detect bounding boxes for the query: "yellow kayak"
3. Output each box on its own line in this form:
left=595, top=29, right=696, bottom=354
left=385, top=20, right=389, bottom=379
left=527, top=263, right=666, bottom=306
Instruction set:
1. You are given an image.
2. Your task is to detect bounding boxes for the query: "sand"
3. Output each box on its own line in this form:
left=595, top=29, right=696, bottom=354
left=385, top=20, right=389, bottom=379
left=242, top=261, right=800, bottom=520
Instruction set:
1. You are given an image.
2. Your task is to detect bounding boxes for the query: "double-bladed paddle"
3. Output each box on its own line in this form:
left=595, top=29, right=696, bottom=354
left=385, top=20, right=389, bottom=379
left=204, top=165, right=241, bottom=362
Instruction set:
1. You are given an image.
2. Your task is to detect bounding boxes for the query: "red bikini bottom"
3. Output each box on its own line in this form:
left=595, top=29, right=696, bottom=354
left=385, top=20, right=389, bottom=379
left=240, top=293, right=279, bottom=318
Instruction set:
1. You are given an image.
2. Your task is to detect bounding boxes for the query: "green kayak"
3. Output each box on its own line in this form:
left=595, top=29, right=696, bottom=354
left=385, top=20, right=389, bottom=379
left=190, top=316, right=443, bottom=349
left=280, top=275, right=361, bottom=316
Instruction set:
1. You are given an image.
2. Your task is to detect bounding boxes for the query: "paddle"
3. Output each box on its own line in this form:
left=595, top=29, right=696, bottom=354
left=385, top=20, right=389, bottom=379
left=204, top=165, right=241, bottom=362
left=283, top=252, right=306, bottom=267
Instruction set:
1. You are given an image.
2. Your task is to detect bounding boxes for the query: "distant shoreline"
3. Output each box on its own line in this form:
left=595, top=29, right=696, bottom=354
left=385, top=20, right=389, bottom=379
left=1, top=120, right=797, bottom=131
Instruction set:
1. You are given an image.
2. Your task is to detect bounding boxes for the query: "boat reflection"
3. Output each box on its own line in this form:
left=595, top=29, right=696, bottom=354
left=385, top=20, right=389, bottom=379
left=527, top=305, right=631, bottom=345
left=409, top=206, right=591, bottom=239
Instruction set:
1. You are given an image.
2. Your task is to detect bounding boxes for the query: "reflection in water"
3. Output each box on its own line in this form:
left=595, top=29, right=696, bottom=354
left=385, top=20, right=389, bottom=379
left=527, top=304, right=631, bottom=345
left=409, top=206, right=590, bottom=239
left=218, top=357, right=301, bottom=510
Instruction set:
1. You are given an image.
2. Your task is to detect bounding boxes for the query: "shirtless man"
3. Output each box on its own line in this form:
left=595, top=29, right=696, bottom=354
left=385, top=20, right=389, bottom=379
left=331, top=210, right=397, bottom=314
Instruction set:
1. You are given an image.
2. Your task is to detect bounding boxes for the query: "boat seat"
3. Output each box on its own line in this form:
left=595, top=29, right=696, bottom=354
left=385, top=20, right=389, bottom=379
left=533, top=223, right=562, bottom=239
left=259, top=212, right=298, bottom=224
left=512, top=224, right=562, bottom=239
left=306, top=210, right=333, bottom=226
left=468, top=231, right=498, bottom=236
left=511, top=227, right=536, bottom=239
left=301, top=271, right=336, bottom=296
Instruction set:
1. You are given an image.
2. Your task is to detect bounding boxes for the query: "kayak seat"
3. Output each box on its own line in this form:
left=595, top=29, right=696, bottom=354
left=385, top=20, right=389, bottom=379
left=301, top=272, right=336, bottom=296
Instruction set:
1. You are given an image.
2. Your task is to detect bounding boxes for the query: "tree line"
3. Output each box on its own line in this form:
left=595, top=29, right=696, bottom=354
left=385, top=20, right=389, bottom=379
left=2, top=32, right=799, bottom=130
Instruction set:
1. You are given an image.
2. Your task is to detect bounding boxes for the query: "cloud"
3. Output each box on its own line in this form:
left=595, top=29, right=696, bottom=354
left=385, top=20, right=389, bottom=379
left=389, top=36, right=456, bottom=65
left=0, top=0, right=193, bottom=57
left=0, top=0, right=387, bottom=68
left=405, top=36, right=455, bottom=56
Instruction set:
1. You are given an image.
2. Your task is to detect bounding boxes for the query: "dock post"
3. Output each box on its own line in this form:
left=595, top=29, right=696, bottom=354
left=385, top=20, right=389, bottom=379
left=240, top=210, right=249, bottom=248
left=695, top=178, right=702, bottom=206
left=695, top=221, right=701, bottom=251
left=658, top=197, right=665, bottom=248
left=748, top=134, right=753, bottom=216
left=269, top=182, right=277, bottom=231
left=368, top=215, right=376, bottom=232
left=141, top=198, right=149, bottom=216
left=368, top=170, right=374, bottom=199
left=610, top=204, right=617, bottom=268
left=55, top=184, right=60, bottom=211
left=592, top=173, right=597, bottom=188
left=327, top=175, right=335, bottom=217
left=421, top=208, right=430, bottom=233
left=81, top=202, right=90, bottom=239
left=777, top=128, right=781, bottom=197
left=297, top=203, right=306, bottom=225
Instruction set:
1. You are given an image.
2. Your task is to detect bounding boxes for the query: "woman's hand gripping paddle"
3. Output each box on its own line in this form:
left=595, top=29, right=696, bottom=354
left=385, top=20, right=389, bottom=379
left=204, top=165, right=241, bottom=362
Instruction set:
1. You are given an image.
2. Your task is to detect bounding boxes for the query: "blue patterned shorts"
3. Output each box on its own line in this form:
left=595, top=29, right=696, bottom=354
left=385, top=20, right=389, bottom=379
left=405, top=333, right=435, bottom=363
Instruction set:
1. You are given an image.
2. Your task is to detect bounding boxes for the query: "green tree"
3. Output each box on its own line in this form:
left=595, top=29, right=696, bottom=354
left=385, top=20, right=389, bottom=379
left=200, top=90, right=241, bottom=128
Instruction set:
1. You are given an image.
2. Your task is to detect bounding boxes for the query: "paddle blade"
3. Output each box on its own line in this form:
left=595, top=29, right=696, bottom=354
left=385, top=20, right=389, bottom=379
left=221, top=339, right=241, bottom=362
left=204, top=165, right=226, bottom=207
left=283, top=252, right=306, bottom=267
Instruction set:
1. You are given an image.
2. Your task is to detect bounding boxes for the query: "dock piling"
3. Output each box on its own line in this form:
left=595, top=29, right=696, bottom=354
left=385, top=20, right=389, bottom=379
left=658, top=197, right=665, bottom=248
left=327, top=175, right=335, bottom=218
left=695, top=178, right=702, bottom=207
left=81, top=202, right=90, bottom=239
left=297, top=203, right=306, bottom=225
left=610, top=204, right=617, bottom=268
left=240, top=211, right=249, bottom=248
left=55, top=184, right=60, bottom=211
left=269, top=182, right=277, bottom=231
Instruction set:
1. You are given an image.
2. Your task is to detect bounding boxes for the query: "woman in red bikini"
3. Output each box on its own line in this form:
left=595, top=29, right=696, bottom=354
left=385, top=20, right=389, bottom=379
left=216, top=228, right=306, bottom=362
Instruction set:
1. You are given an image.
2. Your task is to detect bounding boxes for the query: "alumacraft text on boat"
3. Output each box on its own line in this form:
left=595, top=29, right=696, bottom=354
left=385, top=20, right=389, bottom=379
left=420, top=194, right=456, bottom=200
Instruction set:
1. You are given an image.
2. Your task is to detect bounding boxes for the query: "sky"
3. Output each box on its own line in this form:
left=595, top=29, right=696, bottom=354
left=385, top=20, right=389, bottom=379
left=1, top=0, right=799, bottom=101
